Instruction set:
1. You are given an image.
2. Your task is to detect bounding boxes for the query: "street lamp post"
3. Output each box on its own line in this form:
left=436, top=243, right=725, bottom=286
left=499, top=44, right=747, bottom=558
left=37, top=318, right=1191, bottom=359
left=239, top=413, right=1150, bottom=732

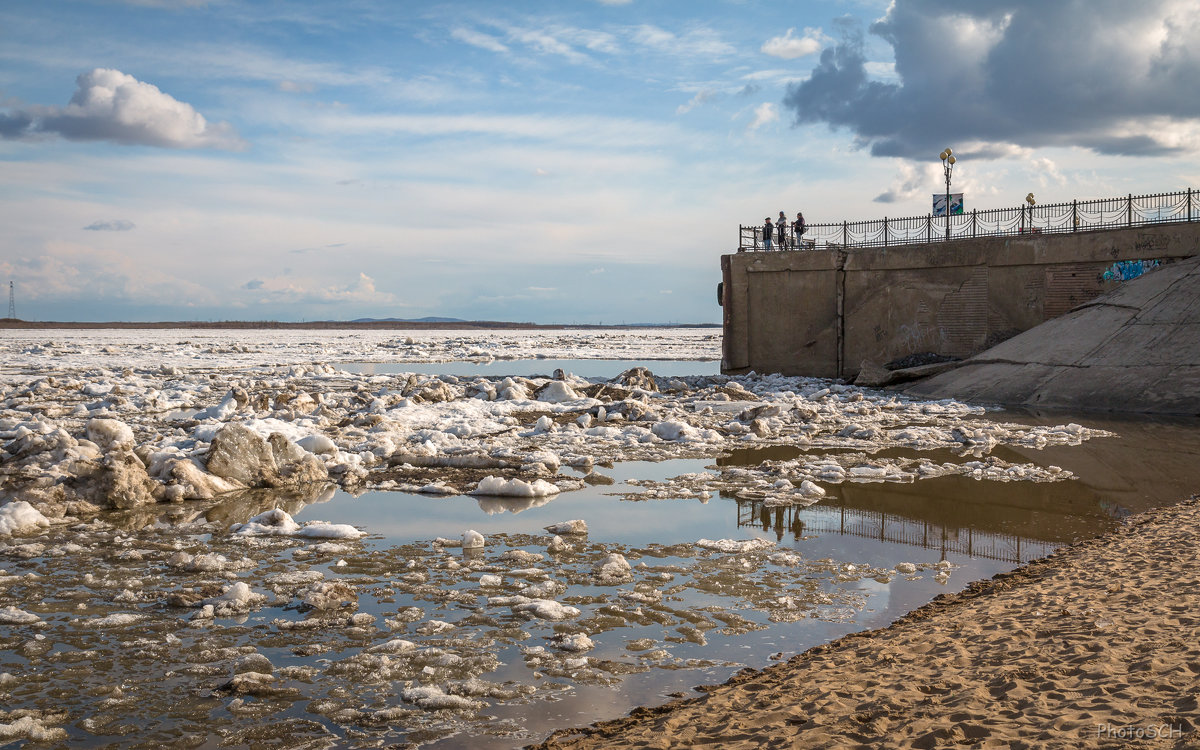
left=939, top=147, right=956, bottom=240
left=1025, top=193, right=1036, bottom=233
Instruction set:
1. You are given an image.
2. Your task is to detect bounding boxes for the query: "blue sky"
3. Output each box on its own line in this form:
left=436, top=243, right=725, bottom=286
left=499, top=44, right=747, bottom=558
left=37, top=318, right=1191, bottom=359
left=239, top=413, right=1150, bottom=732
left=3, top=0, right=1199, bottom=323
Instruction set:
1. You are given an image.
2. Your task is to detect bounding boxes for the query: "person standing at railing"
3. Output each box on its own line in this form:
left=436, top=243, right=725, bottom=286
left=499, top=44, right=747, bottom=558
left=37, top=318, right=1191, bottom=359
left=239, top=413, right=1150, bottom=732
left=762, top=217, right=774, bottom=251
left=776, top=212, right=790, bottom=251
left=793, top=212, right=807, bottom=248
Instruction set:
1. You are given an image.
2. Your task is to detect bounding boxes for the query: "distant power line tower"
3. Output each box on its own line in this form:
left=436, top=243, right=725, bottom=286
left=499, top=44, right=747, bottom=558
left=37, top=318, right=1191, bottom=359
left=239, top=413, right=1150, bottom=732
left=7, top=281, right=14, bottom=319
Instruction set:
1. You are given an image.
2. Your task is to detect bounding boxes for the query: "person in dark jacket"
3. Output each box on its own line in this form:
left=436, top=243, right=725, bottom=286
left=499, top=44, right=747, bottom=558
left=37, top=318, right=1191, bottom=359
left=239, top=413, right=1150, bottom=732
left=762, top=217, right=773, bottom=251
left=776, top=212, right=789, bottom=251
left=793, top=212, right=807, bottom=248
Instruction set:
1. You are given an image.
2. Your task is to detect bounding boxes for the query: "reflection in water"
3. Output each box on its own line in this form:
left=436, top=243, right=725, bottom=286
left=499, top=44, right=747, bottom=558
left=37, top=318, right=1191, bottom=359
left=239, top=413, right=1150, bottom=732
left=724, top=414, right=1200, bottom=564
left=101, top=483, right=338, bottom=532
left=474, top=493, right=560, bottom=515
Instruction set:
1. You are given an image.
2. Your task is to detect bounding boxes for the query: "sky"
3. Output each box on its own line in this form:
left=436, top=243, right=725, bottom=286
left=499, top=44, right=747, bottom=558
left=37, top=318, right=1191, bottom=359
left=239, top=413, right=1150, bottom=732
left=3, top=0, right=1200, bottom=324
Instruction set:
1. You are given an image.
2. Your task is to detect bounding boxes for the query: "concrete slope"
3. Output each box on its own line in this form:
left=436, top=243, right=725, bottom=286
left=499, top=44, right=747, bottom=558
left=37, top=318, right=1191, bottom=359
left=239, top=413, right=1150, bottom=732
left=905, top=255, right=1200, bottom=415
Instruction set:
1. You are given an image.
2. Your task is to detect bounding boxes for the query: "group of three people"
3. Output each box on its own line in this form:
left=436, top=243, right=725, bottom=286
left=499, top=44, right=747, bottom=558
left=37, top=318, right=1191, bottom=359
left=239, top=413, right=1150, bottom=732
left=762, top=211, right=806, bottom=251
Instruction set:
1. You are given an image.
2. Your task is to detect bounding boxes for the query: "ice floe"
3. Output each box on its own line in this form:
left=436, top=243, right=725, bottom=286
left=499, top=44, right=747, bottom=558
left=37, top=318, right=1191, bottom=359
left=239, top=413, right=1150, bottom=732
left=0, top=327, right=1124, bottom=748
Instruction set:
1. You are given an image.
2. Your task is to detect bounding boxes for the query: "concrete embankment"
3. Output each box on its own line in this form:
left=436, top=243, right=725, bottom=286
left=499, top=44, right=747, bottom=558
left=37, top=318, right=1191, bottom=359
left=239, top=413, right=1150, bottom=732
left=905, top=255, right=1200, bottom=415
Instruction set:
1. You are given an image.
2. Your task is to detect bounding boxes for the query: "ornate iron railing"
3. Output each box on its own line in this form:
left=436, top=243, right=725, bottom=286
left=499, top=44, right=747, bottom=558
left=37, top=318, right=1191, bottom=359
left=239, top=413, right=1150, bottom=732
left=738, top=188, right=1199, bottom=251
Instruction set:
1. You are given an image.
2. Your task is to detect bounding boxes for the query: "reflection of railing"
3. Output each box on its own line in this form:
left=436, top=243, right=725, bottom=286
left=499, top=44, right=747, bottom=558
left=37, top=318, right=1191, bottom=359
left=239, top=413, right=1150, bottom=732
left=736, top=499, right=1057, bottom=564
left=738, top=189, right=1199, bottom=251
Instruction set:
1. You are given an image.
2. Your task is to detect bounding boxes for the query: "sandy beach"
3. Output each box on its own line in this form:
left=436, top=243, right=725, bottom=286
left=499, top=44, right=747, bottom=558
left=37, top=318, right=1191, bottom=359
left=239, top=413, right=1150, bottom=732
left=534, top=496, right=1200, bottom=749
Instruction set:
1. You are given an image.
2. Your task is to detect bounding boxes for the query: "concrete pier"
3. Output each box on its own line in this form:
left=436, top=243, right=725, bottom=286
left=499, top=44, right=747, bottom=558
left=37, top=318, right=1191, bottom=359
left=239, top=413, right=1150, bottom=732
left=720, top=223, right=1200, bottom=380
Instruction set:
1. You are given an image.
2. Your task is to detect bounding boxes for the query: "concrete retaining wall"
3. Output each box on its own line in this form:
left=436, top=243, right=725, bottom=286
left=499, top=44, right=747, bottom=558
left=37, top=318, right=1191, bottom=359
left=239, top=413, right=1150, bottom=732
left=721, top=223, right=1200, bottom=378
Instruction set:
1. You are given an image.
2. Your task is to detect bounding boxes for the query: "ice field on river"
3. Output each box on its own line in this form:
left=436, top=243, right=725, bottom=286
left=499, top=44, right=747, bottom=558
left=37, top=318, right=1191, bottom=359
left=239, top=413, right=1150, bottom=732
left=0, top=328, right=1116, bottom=747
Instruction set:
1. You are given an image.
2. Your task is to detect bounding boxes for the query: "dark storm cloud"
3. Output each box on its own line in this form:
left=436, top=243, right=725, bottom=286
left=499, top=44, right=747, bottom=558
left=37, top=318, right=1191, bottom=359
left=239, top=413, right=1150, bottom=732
left=784, top=0, right=1200, bottom=159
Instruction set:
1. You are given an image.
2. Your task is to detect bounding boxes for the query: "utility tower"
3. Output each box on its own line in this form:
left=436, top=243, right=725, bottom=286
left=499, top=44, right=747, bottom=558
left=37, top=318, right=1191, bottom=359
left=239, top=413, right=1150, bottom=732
left=7, top=281, right=14, bottom=319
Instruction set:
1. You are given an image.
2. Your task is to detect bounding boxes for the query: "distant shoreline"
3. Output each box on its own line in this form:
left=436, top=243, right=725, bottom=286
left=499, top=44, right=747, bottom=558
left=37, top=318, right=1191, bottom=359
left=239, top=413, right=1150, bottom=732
left=0, top=319, right=720, bottom=331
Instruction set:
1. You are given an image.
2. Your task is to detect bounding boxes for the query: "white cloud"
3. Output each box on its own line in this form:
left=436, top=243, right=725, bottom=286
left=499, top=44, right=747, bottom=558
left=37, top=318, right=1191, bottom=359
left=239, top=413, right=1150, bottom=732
left=1, top=68, right=244, bottom=150
left=1, top=240, right=218, bottom=306
left=504, top=25, right=589, bottom=63
left=451, top=27, right=509, bottom=54
left=629, top=24, right=735, bottom=58
left=873, top=162, right=935, bottom=203
left=748, top=102, right=779, bottom=131
left=761, top=28, right=825, bottom=60
left=239, top=272, right=398, bottom=306
left=676, top=89, right=717, bottom=115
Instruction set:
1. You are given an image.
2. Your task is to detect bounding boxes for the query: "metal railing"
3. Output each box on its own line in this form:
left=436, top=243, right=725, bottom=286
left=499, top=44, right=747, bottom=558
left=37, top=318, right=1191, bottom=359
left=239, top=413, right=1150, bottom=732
left=738, top=188, right=1198, bottom=251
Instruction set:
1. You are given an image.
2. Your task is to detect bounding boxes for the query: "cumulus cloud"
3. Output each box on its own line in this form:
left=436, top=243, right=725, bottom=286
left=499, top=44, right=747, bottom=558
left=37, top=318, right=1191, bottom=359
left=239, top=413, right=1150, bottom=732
left=873, top=162, right=934, bottom=203
left=748, top=102, right=779, bottom=131
left=83, top=219, right=136, bottom=231
left=0, top=68, right=244, bottom=150
left=239, top=272, right=398, bottom=306
left=676, top=89, right=718, bottom=115
left=783, top=1, right=1200, bottom=159
left=0, top=241, right=217, bottom=307
left=761, top=28, right=826, bottom=60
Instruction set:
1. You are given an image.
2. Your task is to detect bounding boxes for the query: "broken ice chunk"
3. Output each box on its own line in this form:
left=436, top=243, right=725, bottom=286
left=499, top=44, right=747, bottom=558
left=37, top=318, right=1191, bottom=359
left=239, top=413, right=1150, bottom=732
left=544, top=520, right=588, bottom=535
left=471, top=476, right=561, bottom=497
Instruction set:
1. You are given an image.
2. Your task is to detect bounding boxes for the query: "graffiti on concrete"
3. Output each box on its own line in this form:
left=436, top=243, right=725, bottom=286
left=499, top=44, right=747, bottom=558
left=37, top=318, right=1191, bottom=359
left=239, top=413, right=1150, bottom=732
left=1102, top=259, right=1160, bottom=282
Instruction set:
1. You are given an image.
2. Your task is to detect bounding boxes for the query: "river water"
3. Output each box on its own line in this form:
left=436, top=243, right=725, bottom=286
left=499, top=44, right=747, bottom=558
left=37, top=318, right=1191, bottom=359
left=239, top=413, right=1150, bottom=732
left=2, top=357, right=1198, bottom=748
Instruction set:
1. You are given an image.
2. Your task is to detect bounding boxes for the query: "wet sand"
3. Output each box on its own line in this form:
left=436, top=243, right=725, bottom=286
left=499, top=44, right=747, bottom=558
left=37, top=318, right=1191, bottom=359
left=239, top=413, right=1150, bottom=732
left=534, top=496, right=1200, bottom=749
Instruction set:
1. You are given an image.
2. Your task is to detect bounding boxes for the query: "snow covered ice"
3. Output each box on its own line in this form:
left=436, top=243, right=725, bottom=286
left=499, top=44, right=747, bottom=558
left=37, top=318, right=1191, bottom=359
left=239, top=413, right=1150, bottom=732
left=0, top=327, right=1119, bottom=747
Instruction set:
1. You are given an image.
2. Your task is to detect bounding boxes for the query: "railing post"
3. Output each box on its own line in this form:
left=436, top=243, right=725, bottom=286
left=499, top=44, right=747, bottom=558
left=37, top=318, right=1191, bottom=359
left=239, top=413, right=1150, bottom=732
left=1072, top=200, right=1078, bottom=231
left=843, top=220, right=848, bottom=247
left=926, top=214, right=931, bottom=243
left=883, top=217, right=888, bottom=247
left=1189, top=188, right=1193, bottom=222
left=1127, top=193, right=1133, bottom=227
left=972, top=209, right=977, bottom=238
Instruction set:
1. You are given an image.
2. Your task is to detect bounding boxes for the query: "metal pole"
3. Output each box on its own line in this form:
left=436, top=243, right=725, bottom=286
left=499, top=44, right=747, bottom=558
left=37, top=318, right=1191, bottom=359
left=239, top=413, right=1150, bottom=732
left=1189, top=188, right=1193, bottom=222
left=1072, top=200, right=1078, bottom=231
left=843, top=220, right=848, bottom=247
left=883, top=217, right=888, bottom=247
left=1128, top=193, right=1133, bottom=227
left=972, top=209, right=977, bottom=238
left=945, top=175, right=951, bottom=240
